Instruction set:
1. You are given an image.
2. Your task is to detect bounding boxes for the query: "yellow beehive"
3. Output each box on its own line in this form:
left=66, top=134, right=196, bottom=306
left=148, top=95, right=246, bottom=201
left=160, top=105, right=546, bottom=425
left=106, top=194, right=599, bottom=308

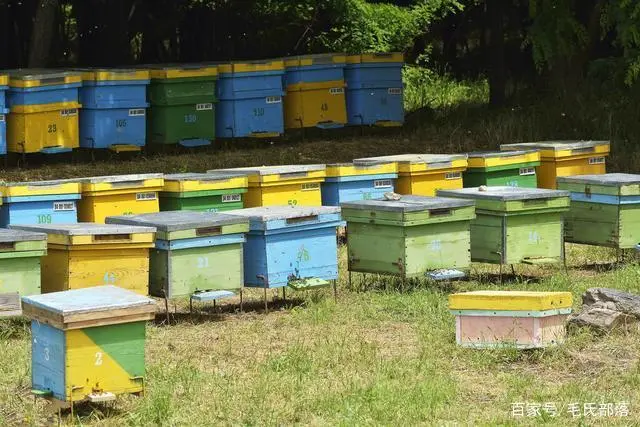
left=209, top=165, right=326, bottom=207
left=500, top=140, right=610, bottom=189
left=354, top=154, right=468, bottom=196
left=77, top=174, right=164, bottom=223
left=12, top=223, right=156, bottom=295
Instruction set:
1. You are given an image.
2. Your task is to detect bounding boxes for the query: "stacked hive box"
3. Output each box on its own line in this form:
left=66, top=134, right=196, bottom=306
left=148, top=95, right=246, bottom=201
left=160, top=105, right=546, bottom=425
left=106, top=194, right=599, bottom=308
left=6, top=70, right=82, bottom=154
left=160, top=172, right=248, bottom=213
left=12, top=223, right=155, bottom=295
left=463, top=150, right=540, bottom=188
left=341, top=196, right=475, bottom=279
left=147, top=65, right=218, bottom=147
left=344, top=53, right=404, bottom=127
left=557, top=173, right=640, bottom=249
left=216, top=60, right=285, bottom=138
left=79, top=69, right=150, bottom=152
left=24, top=286, right=156, bottom=405
left=284, top=54, right=347, bottom=129
left=107, top=211, right=249, bottom=300
left=449, top=291, right=573, bottom=348
left=0, top=73, right=7, bottom=155
left=0, top=228, right=47, bottom=317
left=322, top=160, right=398, bottom=205
left=211, top=165, right=326, bottom=207
left=0, top=180, right=81, bottom=227
left=355, top=154, right=468, bottom=196
left=77, top=174, right=163, bottom=223
left=500, top=140, right=610, bottom=189
left=438, top=187, right=570, bottom=265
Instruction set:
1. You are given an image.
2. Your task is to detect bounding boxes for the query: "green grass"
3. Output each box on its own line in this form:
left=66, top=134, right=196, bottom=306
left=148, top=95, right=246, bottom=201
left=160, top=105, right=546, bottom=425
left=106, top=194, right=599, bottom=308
left=1, top=245, right=640, bottom=426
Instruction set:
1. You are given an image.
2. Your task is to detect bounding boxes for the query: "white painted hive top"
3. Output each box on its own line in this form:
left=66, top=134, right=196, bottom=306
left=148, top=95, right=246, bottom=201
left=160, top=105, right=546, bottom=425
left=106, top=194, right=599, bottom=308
left=341, top=195, right=473, bottom=212
left=0, top=228, right=47, bottom=243
left=10, top=223, right=156, bottom=235
left=437, top=186, right=569, bottom=201
left=209, top=164, right=325, bottom=176
left=78, top=173, right=163, bottom=183
left=106, top=211, right=248, bottom=232
left=557, top=173, right=640, bottom=186
left=226, top=205, right=340, bottom=221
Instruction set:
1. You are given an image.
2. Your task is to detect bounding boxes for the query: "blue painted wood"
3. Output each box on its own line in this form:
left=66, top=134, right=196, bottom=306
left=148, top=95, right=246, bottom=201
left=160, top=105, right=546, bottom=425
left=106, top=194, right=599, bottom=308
left=322, top=175, right=396, bottom=206
left=0, top=197, right=79, bottom=227
left=7, top=84, right=80, bottom=107
left=155, top=234, right=245, bottom=250
left=0, top=106, right=6, bottom=156
left=190, top=290, right=235, bottom=301
left=80, top=108, right=147, bottom=149
left=80, top=80, right=149, bottom=109
left=31, top=321, right=66, bottom=401
left=569, top=192, right=640, bottom=205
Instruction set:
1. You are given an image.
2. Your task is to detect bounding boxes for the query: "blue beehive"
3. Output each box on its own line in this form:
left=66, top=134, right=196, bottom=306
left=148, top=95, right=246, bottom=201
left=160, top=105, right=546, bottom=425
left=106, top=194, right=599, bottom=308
left=0, top=180, right=82, bottom=227
left=79, top=69, right=150, bottom=152
left=0, top=73, right=7, bottom=156
left=215, top=60, right=285, bottom=139
left=344, top=53, right=404, bottom=127
left=322, top=160, right=398, bottom=206
left=227, top=206, right=342, bottom=290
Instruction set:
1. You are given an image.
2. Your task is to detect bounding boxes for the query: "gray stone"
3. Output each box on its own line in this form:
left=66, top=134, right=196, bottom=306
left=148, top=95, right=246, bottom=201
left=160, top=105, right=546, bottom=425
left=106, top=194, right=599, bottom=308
left=568, top=309, right=637, bottom=333
left=568, top=288, right=640, bottom=333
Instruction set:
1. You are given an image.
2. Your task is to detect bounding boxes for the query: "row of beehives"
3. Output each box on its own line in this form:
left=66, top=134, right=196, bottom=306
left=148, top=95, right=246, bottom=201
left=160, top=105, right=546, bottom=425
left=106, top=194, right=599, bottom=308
left=0, top=53, right=404, bottom=155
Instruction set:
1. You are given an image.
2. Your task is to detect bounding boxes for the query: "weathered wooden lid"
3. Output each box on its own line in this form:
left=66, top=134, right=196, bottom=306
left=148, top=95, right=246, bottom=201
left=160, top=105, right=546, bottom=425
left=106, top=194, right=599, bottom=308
left=0, top=228, right=47, bottom=243
left=22, top=286, right=156, bottom=330
left=164, top=172, right=247, bottom=182
left=78, top=173, right=163, bottom=183
left=10, top=223, right=156, bottom=236
left=355, top=153, right=467, bottom=164
left=106, top=211, right=248, bottom=232
left=556, top=173, right=640, bottom=186
left=437, top=186, right=569, bottom=201
left=341, top=195, right=473, bottom=212
left=467, top=150, right=537, bottom=158
left=211, top=164, right=325, bottom=176
left=449, top=290, right=573, bottom=311
left=226, top=205, right=339, bottom=221
left=3, top=178, right=78, bottom=187
left=501, top=140, right=609, bottom=151
left=6, top=69, right=81, bottom=80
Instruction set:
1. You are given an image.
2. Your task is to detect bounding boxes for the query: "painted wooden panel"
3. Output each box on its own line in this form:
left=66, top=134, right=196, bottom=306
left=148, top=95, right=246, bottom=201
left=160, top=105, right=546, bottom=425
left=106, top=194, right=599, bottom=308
left=396, top=170, right=464, bottom=196
left=537, top=158, right=607, bottom=189
left=31, top=321, right=66, bottom=400
left=78, top=193, right=160, bottom=223
left=463, top=167, right=538, bottom=188
left=449, top=291, right=572, bottom=311
left=0, top=256, right=41, bottom=299
left=159, top=189, right=245, bottom=213
left=564, top=201, right=640, bottom=249
left=321, top=176, right=396, bottom=206
left=244, top=182, right=323, bottom=207
left=404, top=221, right=471, bottom=274
left=0, top=197, right=79, bottom=227
left=347, top=222, right=406, bottom=275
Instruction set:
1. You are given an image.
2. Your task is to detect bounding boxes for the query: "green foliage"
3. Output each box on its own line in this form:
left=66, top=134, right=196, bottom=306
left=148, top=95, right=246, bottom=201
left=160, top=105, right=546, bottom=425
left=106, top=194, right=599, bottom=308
left=601, top=0, right=640, bottom=84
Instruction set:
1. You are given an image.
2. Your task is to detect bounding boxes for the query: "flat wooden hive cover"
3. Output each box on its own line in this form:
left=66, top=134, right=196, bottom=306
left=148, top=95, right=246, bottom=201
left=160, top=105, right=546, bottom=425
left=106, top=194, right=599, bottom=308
left=467, top=150, right=536, bottom=158
left=164, top=172, right=247, bottom=182
left=211, top=164, right=326, bottom=176
left=557, top=173, right=640, bottom=187
left=80, top=173, right=163, bottom=183
left=7, top=69, right=80, bottom=80
left=355, top=153, right=467, bottom=164
left=22, top=286, right=156, bottom=330
left=10, top=223, right=156, bottom=235
left=3, top=178, right=78, bottom=188
left=0, top=228, right=47, bottom=243
left=449, top=290, right=573, bottom=311
left=437, top=186, right=569, bottom=201
left=341, top=195, right=473, bottom=212
left=501, top=140, right=609, bottom=151
left=106, top=211, right=248, bottom=232
left=226, top=205, right=340, bottom=221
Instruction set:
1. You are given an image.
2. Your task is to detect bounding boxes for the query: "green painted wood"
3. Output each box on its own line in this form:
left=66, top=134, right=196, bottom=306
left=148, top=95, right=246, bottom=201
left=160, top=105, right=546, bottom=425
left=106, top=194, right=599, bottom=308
left=463, top=168, right=538, bottom=188
left=162, top=223, right=249, bottom=241
left=159, top=192, right=244, bottom=213
left=557, top=174, right=640, bottom=196
left=82, top=321, right=146, bottom=378
left=0, top=240, right=47, bottom=253
left=149, top=243, right=243, bottom=298
left=0, top=257, right=41, bottom=298
left=564, top=201, right=640, bottom=248
left=341, top=205, right=475, bottom=227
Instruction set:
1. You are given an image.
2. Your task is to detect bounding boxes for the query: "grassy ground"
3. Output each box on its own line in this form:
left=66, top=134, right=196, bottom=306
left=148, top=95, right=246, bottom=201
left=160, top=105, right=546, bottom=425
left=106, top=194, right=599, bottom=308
left=0, top=245, right=639, bottom=426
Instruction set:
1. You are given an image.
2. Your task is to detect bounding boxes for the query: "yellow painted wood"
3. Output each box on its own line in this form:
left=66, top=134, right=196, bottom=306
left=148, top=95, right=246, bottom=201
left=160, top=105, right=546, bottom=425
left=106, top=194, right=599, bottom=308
left=449, top=291, right=573, bottom=311
left=81, top=70, right=150, bottom=82
left=66, top=329, right=143, bottom=402
left=346, top=52, right=403, bottom=64
left=46, top=232, right=154, bottom=246
left=2, top=181, right=80, bottom=197
left=244, top=182, right=322, bottom=207
left=0, top=75, right=7, bottom=86
left=325, top=162, right=397, bottom=177
left=148, top=66, right=218, bottom=80
left=284, top=80, right=347, bottom=129
left=78, top=193, right=160, bottom=223
left=467, top=151, right=540, bottom=169
left=285, top=54, right=346, bottom=68
left=80, top=177, right=164, bottom=195
left=537, top=158, right=607, bottom=189
left=9, top=75, right=82, bottom=88
left=217, top=60, right=285, bottom=74
left=396, top=168, right=466, bottom=196
left=163, top=176, right=248, bottom=193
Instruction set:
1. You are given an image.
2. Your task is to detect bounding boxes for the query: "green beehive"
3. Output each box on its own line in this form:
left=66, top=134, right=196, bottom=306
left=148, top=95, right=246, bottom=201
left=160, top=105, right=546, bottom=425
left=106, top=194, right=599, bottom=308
left=147, top=65, right=218, bottom=147
left=159, top=172, right=248, bottom=213
left=341, top=195, right=475, bottom=279
left=437, top=187, right=570, bottom=265
left=464, top=150, right=541, bottom=188
left=557, top=173, right=640, bottom=249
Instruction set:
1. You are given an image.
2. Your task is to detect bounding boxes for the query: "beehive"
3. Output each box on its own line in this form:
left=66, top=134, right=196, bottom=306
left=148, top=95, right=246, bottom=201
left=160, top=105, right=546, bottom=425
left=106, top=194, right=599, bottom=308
left=0, top=73, right=8, bottom=156
left=11, top=223, right=156, bottom=295
left=0, top=228, right=47, bottom=317
left=210, top=165, right=326, bottom=207
left=344, top=53, right=404, bottom=127
left=354, top=154, right=468, bottom=196
left=0, top=179, right=81, bottom=227
left=160, top=172, right=248, bottom=213
left=557, top=173, right=640, bottom=249
left=449, top=291, right=572, bottom=348
left=216, top=60, right=285, bottom=138
left=6, top=70, right=82, bottom=154
left=463, top=150, right=540, bottom=188
left=322, top=160, right=398, bottom=206
left=500, top=140, right=610, bottom=189
left=283, top=54, right=347, bottom=129
left=77, top=174, right=164, bottom=223
left=79, top=69, right=150, bottom=152
left=106, top=211, right=249, bottom=299
left=341, top=195, right=475, bottom=278
left=24, top=286, right=155, bottom=405
left=437, top=187, right=570, bottom=265
left=226, top=206, right=342, bottom=289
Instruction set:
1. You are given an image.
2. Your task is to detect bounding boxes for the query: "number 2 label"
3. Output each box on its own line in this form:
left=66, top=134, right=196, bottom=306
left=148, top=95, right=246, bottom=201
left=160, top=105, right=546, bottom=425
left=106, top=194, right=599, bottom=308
left=95, top=352, right=103, bottom=366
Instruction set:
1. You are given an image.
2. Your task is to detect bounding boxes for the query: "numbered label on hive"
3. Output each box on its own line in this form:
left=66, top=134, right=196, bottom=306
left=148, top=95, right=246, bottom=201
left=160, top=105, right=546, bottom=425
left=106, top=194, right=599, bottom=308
left=0, top=114, right=4, bottom=122
left=196, top=103, right=213, bottom=111
left=329, top=87, right=344, bottom=95
left=60, top=108, right=78, bottom=117
left=136, top=192, right=157, bottom=201
left=374, top=179, right=393, bottom=189
left=266, top=96, right=282, bottom=104
left=589, top=157, right=606, bottom=165
left=128, top=109, right=145, bottom=117
left=222, top=194, right=241, bottom=203
left=519, top=167, right=536, bottom=176
left=445, top=172, right=462, bottom=180
left=301, top=183, right=320, bottom=191
left=53, top=201, right=76, bottom=211
left=388, top=88, right=402, bottom=95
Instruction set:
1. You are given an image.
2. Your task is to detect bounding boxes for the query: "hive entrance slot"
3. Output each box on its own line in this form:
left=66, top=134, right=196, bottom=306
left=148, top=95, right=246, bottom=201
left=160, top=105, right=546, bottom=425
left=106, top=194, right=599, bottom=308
left=93, top=234, right=132, bottom=242
left=571, top=147, right=595, bottom=154
left=196, top=226, right=222, bottom=236
left=523, top=199, right=549, bottom=206
left=286, top=215, right=318, bottom=224
left=112, top=180, right=144, bottom=188
left=429, top=209, right=452, bottom=217
left=0, top=242, right=16, bottom=251
left=279, top=172, right=308, bottom=179
left=40, top=76, right=65, bottom=85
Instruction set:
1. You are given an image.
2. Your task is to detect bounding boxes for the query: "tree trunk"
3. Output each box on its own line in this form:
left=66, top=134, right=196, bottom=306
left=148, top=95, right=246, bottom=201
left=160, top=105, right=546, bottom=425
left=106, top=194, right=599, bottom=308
left=28, top=0, right=59, bottom=67
left=487, top=0, right=506, bottom=106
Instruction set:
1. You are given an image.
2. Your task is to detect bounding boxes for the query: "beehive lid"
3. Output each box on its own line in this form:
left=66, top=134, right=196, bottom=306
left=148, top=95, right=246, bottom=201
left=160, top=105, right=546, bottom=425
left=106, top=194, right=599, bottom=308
left=325, top=159, right=397, bottom=177
left=438, top=186, right=568, bottom=201
left=468, top=150, right=537, bottom=158
left=501, top=140, right=610, bottom=159
left=341, top=195, right=473, bottom=212
left=212, top=164, right=325, bottom=176
left=80, top=173, right=163, bottom=184
left=165, top=172, right=246, bottom=182
left=22, top=286, right=156, bottom=330
left=2, top=179, right=81, bottom=197
left=346, top=52, right=403, bottom=64
left=7, top=69, right=82, bottom=87
left=147, top=64, right=218, bottom=79
left=227, top=205, right=339, bottom=221
left=449, top=291, right=573, bottom=311
left=217, top=60, right=285, bottom=74
left=106, top=211, right=249, bottom=233
left=0, top=74, right=8, bottom=86
left=80, top=68, right=150, bottom=82
left=0, top=228, right=47, bottom=243
left=355, top=154, right=467, bottom=173
left=285, top=54, right=347, bottom=67
left=11, top=223, right=154, bottom=235
left=557, top=173, right=640, bottom=187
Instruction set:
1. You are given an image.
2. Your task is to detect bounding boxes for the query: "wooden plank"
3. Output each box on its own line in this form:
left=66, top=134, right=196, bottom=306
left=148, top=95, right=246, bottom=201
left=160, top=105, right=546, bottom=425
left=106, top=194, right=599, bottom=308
left=0, top=293, right=21, bottom=314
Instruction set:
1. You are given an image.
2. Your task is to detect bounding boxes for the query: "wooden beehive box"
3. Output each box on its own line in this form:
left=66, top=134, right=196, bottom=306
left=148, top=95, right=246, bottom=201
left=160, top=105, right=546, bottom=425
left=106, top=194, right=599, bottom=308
left=437, top=187, right=570, bottom=265
left=322, top=160, right=398, bottom=205
left=0, top=228, right=47, bottom=316
left=160, top=172, right=248, bottom=213
left=106, top=211, right=249, bottom=298
left=557, top=173, right=640, bottom=249
left=341, top=195, right=475, bottom=277
left=463, top=150, right=540, bottom=188
left=23, top=286, right=156, bottom=405
left=449, top=291, right=573, bottom=348
left=11, top=223, right=156, bottom=295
